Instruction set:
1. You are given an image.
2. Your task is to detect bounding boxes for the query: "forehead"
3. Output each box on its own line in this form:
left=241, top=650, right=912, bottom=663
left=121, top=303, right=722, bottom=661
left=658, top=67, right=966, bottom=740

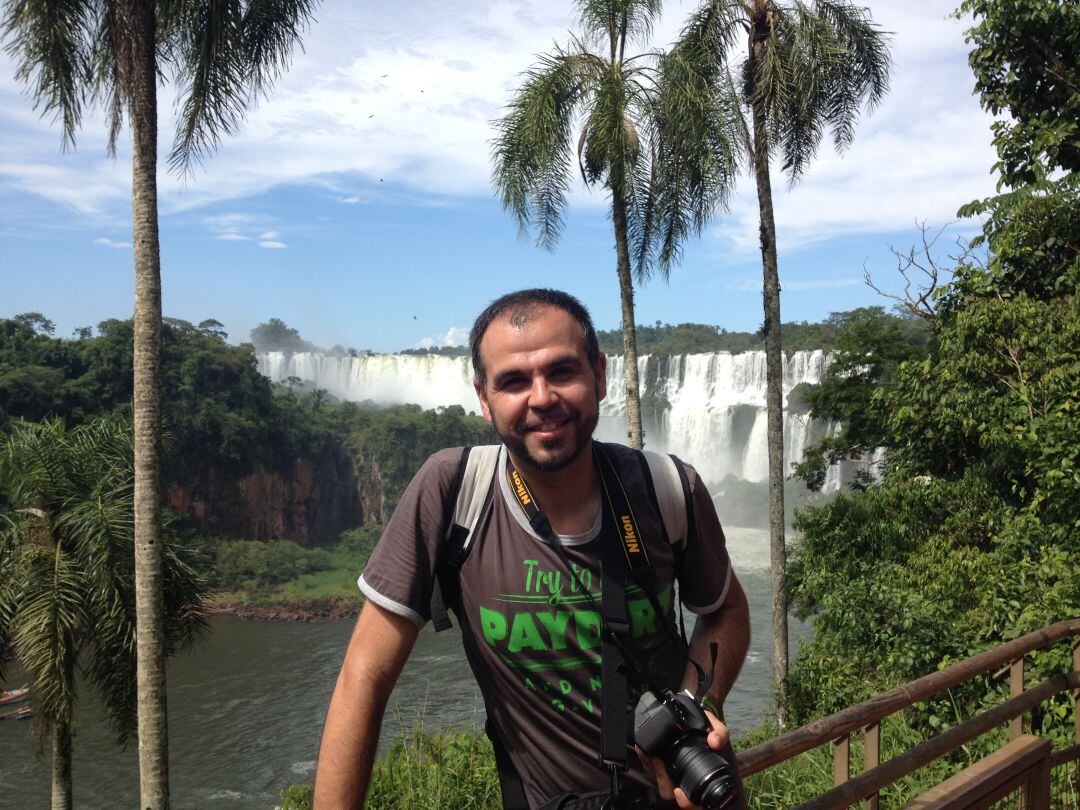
left=479, top=306, right=589, bottom=368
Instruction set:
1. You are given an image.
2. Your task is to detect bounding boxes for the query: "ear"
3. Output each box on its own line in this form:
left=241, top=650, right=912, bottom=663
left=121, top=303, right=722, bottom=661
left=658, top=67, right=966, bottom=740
left=594, top=353, right=607, bottom=402
left=474, top=380, right=493, bottom=422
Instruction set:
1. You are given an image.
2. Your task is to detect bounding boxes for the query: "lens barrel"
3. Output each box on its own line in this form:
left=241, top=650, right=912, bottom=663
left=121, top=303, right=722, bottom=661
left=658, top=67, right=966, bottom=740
left=670, top=740, right=738, bottom=810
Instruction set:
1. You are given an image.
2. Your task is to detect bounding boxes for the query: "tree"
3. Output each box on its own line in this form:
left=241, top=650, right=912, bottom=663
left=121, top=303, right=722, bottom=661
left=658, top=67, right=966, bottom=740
left=0, top=417, right=207, bottom=810
left=785, top=0, right=1078, bottom=740
left=491, top=0, right=736, bottom=449
left=2, top=3, right=316, bottom=805
left=673, top=0, right=890, bottom=723
left=959, top=0, right=1079, bottom=188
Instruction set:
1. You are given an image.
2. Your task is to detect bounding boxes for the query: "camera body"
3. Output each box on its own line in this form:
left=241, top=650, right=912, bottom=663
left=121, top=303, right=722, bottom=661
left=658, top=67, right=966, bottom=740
left=633, top=689, right=738, bottom=809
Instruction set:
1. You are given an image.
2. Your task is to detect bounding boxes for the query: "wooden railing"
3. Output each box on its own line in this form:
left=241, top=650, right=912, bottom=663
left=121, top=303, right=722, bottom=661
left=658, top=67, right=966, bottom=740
left=736, top=618, right=1080, bottom=809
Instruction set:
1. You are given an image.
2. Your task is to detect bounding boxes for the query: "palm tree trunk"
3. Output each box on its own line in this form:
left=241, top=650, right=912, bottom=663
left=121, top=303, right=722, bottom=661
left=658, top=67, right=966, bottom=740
left=126, top=0, right=170, bottom=806
left=612, top=192, right=643, bottom=449
left=750, top=92, right=789, bottom=728
left=51, top=720, right=72, bottom=810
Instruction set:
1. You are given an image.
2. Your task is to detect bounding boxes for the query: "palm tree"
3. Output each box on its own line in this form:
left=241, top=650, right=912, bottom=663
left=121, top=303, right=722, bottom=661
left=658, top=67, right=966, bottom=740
left=2, top=2, right=316, bottom=804
left=0, top=416, right=207, bottom=810
left=492, top=0, right=737, bottom=449
left=673, top=0, right=890, bottom=724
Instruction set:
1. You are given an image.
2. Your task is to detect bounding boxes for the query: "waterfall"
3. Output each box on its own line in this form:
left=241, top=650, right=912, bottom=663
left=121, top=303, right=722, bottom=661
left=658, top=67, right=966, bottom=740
left=256, top=349, right=841, bottom=496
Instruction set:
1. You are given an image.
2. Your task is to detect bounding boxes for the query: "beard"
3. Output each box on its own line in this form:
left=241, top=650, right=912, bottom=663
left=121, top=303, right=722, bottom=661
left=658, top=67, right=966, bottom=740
left=494, top=403, right=599, bottom=472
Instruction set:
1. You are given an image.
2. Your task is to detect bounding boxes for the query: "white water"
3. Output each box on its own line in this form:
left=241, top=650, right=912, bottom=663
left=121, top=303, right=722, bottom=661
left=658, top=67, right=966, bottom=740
left=256, top=349, right=842, bottom=494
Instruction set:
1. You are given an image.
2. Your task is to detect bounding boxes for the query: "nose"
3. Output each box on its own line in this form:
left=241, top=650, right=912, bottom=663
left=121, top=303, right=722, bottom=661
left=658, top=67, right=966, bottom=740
left=528, top=375, right=558, bottom=409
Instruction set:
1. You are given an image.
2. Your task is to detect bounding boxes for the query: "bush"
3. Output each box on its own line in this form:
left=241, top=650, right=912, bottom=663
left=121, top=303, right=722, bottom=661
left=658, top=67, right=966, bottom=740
left=214, top=540, right=333, bottom=590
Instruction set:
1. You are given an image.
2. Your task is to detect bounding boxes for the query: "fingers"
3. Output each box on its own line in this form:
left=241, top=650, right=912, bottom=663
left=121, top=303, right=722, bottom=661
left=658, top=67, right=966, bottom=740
left=705, top=710, right=730, bottom=750
left=637, top=747, right=676, bottom=800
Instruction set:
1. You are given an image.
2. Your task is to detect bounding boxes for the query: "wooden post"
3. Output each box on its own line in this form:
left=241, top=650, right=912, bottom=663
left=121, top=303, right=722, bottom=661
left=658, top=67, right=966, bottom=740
left=1010, top=657, right=1025, bottom=740
left=863, top=722, right=880, bottom=810
left=834, top=734, right=850, bottom=789
left=1073, top=637, right=1079, bottom=746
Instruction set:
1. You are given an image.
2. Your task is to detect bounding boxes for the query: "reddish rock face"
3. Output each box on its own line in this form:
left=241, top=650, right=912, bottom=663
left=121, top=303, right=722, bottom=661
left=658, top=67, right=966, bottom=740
left=167, top=442, right=363, bottom=546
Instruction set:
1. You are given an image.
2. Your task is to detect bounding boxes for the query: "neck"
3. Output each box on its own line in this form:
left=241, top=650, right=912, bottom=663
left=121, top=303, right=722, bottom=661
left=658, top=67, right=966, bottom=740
left=508, top=442, right=601, bottom=535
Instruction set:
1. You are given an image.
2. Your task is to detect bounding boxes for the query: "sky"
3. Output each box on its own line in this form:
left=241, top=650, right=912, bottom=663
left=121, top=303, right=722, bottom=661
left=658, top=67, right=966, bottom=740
left=0, top=0, right=999, bottom=353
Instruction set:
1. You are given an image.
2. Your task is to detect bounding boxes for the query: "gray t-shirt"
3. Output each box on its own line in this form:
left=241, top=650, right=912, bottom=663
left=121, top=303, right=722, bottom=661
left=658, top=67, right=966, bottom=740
left=359, top=443, right=733, bottom=808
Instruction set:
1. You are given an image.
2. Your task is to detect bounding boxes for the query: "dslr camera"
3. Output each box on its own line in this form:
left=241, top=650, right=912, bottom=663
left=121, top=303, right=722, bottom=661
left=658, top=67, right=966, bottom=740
left=633, top=689, right=739, bottom=809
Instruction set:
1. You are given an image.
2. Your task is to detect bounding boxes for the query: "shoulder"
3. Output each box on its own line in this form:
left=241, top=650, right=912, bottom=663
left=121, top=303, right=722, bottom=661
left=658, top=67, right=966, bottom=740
left=415, top=445, right=502, bottom=491
left=598, top=442, right=705, bottom=494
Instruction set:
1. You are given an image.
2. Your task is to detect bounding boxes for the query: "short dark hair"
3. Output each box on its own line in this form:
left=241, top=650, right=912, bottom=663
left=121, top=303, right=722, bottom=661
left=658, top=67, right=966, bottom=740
left=470, top=289, right=600, bottom=387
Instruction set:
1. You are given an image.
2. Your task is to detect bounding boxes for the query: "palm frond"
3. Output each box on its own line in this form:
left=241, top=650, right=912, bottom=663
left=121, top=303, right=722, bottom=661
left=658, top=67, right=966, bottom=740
left=167, top=0, right=247, bottom=173
left=1, top=0, right=92, bottom=148
left=758, top=0, right=891, bottom=181
left=492, top=46, right=596, bottom=249
left=241, top=0, right=317, bottom=97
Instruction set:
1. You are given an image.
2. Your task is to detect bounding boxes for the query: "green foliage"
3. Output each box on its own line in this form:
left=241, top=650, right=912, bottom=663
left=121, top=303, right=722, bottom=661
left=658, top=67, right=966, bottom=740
left=367, top=723, right=500, bottom=809
left=1, top=0, right=316, bottom=172
left=335, top=403, right=494, bottom=522
left=959, top=0, right=1080, bottom=187
left=213, top=540, right=333, bottom=590
left=278, top=724, right=499, bottom=810
left=0, top=416, right=209, bottom=741
left=794, top=307, right=930, bottom=490
left=276, top=783, right=314, bottom=810
left=785, top=3, right=1079, bottom=747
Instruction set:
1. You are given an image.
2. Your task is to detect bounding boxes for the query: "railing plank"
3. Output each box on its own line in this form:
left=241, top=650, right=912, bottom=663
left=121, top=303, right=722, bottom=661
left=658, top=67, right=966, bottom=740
left=864, top=722, right=880, bottom=810
left=737, top=619, right=1080, bottom=777
left=899, top=734, right=1050, bottom=810
left=1010, top=658, right=1025, bottom=740
left=792, top=673, right=1076, bottom=810
left=834, top=734, right=850, bottom=787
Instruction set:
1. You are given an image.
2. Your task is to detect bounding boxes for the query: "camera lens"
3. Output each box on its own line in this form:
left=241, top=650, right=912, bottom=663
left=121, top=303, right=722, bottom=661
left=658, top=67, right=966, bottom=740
left=670, top=741, right=738, bottom=810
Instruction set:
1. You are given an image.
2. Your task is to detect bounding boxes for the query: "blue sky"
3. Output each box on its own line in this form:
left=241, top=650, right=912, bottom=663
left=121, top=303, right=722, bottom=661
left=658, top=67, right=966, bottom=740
left=1, top=0, right=998, bottom=353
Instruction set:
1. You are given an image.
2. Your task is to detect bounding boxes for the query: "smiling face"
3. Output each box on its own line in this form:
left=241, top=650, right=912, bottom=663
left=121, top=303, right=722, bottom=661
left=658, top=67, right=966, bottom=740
left=473, top=305, right=607, bottom=473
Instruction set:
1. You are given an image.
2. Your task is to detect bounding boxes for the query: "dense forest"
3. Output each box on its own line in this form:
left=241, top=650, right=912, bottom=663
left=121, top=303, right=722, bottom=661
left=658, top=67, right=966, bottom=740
left=0, top=316, right=493, bottom=544
left=779, top=0, right=1080, bottom=772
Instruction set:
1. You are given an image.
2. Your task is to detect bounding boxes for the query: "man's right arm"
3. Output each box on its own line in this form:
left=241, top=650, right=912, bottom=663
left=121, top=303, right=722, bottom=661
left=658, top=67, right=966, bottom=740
left=313, top=601, right=420, bottom=808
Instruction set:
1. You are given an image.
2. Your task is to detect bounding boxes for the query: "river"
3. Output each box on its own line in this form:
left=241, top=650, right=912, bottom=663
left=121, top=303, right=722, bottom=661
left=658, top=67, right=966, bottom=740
left=0, top=527, right=808, bottom=808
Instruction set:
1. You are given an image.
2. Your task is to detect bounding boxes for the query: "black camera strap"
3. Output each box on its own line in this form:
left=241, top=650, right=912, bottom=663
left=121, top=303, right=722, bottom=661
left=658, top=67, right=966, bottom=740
left=504, top=448, right=666, bottom=781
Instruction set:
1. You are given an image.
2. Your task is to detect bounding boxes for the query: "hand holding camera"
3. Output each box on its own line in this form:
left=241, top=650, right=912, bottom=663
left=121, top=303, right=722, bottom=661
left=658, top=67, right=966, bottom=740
left=634, top=690, right=739, bottom=810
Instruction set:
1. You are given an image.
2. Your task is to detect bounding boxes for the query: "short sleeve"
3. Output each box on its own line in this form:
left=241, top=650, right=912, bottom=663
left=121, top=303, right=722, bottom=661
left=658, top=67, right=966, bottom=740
left=357, top=448, right=462, bottom=627
left=673, top=461, right=732, bottom=614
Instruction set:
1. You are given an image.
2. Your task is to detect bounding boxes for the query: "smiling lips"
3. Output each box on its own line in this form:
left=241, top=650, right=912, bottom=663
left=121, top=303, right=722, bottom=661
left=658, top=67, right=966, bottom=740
left=525, top=414, right=572, bottom=434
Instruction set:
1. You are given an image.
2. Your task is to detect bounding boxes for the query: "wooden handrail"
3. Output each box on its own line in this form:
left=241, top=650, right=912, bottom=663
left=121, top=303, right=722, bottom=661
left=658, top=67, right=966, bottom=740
left=737, top=618, right=1080, bottom=776
left=794, top=672, right=1078, bottom=810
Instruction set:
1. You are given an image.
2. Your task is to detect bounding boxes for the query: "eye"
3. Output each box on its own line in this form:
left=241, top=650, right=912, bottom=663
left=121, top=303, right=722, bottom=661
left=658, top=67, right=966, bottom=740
left=497, top=375, right=528, bottom=391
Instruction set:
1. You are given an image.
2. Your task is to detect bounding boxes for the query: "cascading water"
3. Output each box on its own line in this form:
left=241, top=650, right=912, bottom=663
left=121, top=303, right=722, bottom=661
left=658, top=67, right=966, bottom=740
left=256, top=349, right=842, bottom=496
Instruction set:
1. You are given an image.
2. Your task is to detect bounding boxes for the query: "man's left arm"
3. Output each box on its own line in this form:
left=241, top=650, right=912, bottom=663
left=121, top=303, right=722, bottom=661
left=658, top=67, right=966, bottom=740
left=680, top=570, right=750, bottom=709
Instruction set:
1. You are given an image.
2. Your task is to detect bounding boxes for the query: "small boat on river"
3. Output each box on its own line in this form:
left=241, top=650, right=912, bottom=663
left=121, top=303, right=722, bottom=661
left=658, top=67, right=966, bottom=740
left=0, top=705, right=31, bottom=721
left=0, top=687, right=29, bottom=707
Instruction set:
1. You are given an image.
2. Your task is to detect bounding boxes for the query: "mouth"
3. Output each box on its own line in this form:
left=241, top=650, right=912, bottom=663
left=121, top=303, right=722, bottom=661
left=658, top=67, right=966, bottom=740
left=525, top=416, right=571, bottom=435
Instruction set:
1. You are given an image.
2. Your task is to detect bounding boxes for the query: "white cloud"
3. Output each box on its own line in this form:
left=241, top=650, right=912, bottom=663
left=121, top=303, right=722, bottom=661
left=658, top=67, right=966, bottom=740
left=259, top=229, right=281, bottom=239
left=418, top=325, right=469, bottom=348
left=0, top=0, right=998, bottom=247
left=94, top=237, right=131, bottom=249
left=215, top=232, right=252, bottom=241
left=259, top=240, right=288, bottom=249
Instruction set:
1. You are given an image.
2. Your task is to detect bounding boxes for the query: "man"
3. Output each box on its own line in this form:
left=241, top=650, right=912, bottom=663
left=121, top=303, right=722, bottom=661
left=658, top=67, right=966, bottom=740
left=315, top=289, right=750, bottom=809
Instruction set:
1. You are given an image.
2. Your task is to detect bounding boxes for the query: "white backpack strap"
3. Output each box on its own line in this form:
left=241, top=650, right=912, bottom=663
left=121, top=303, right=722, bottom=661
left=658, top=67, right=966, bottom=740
left=643, top=449, right=688, bottom=551
left=452, top=444, right=502, bottom=552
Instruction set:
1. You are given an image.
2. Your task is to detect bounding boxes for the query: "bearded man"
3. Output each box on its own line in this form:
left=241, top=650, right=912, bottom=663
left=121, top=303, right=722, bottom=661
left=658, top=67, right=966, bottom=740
left=314, top=289, right=750, bottom=809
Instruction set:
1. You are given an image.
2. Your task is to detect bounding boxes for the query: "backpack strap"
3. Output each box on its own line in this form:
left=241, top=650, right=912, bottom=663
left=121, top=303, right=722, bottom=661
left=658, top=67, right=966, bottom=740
left=430, top=445, right=501, bottom=631
left=641, top=450, right=696, bottom=567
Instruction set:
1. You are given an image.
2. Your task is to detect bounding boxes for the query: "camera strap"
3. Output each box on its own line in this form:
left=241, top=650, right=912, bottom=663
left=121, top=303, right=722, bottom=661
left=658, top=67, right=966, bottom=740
left=504, top=448, right=665, bottom=778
